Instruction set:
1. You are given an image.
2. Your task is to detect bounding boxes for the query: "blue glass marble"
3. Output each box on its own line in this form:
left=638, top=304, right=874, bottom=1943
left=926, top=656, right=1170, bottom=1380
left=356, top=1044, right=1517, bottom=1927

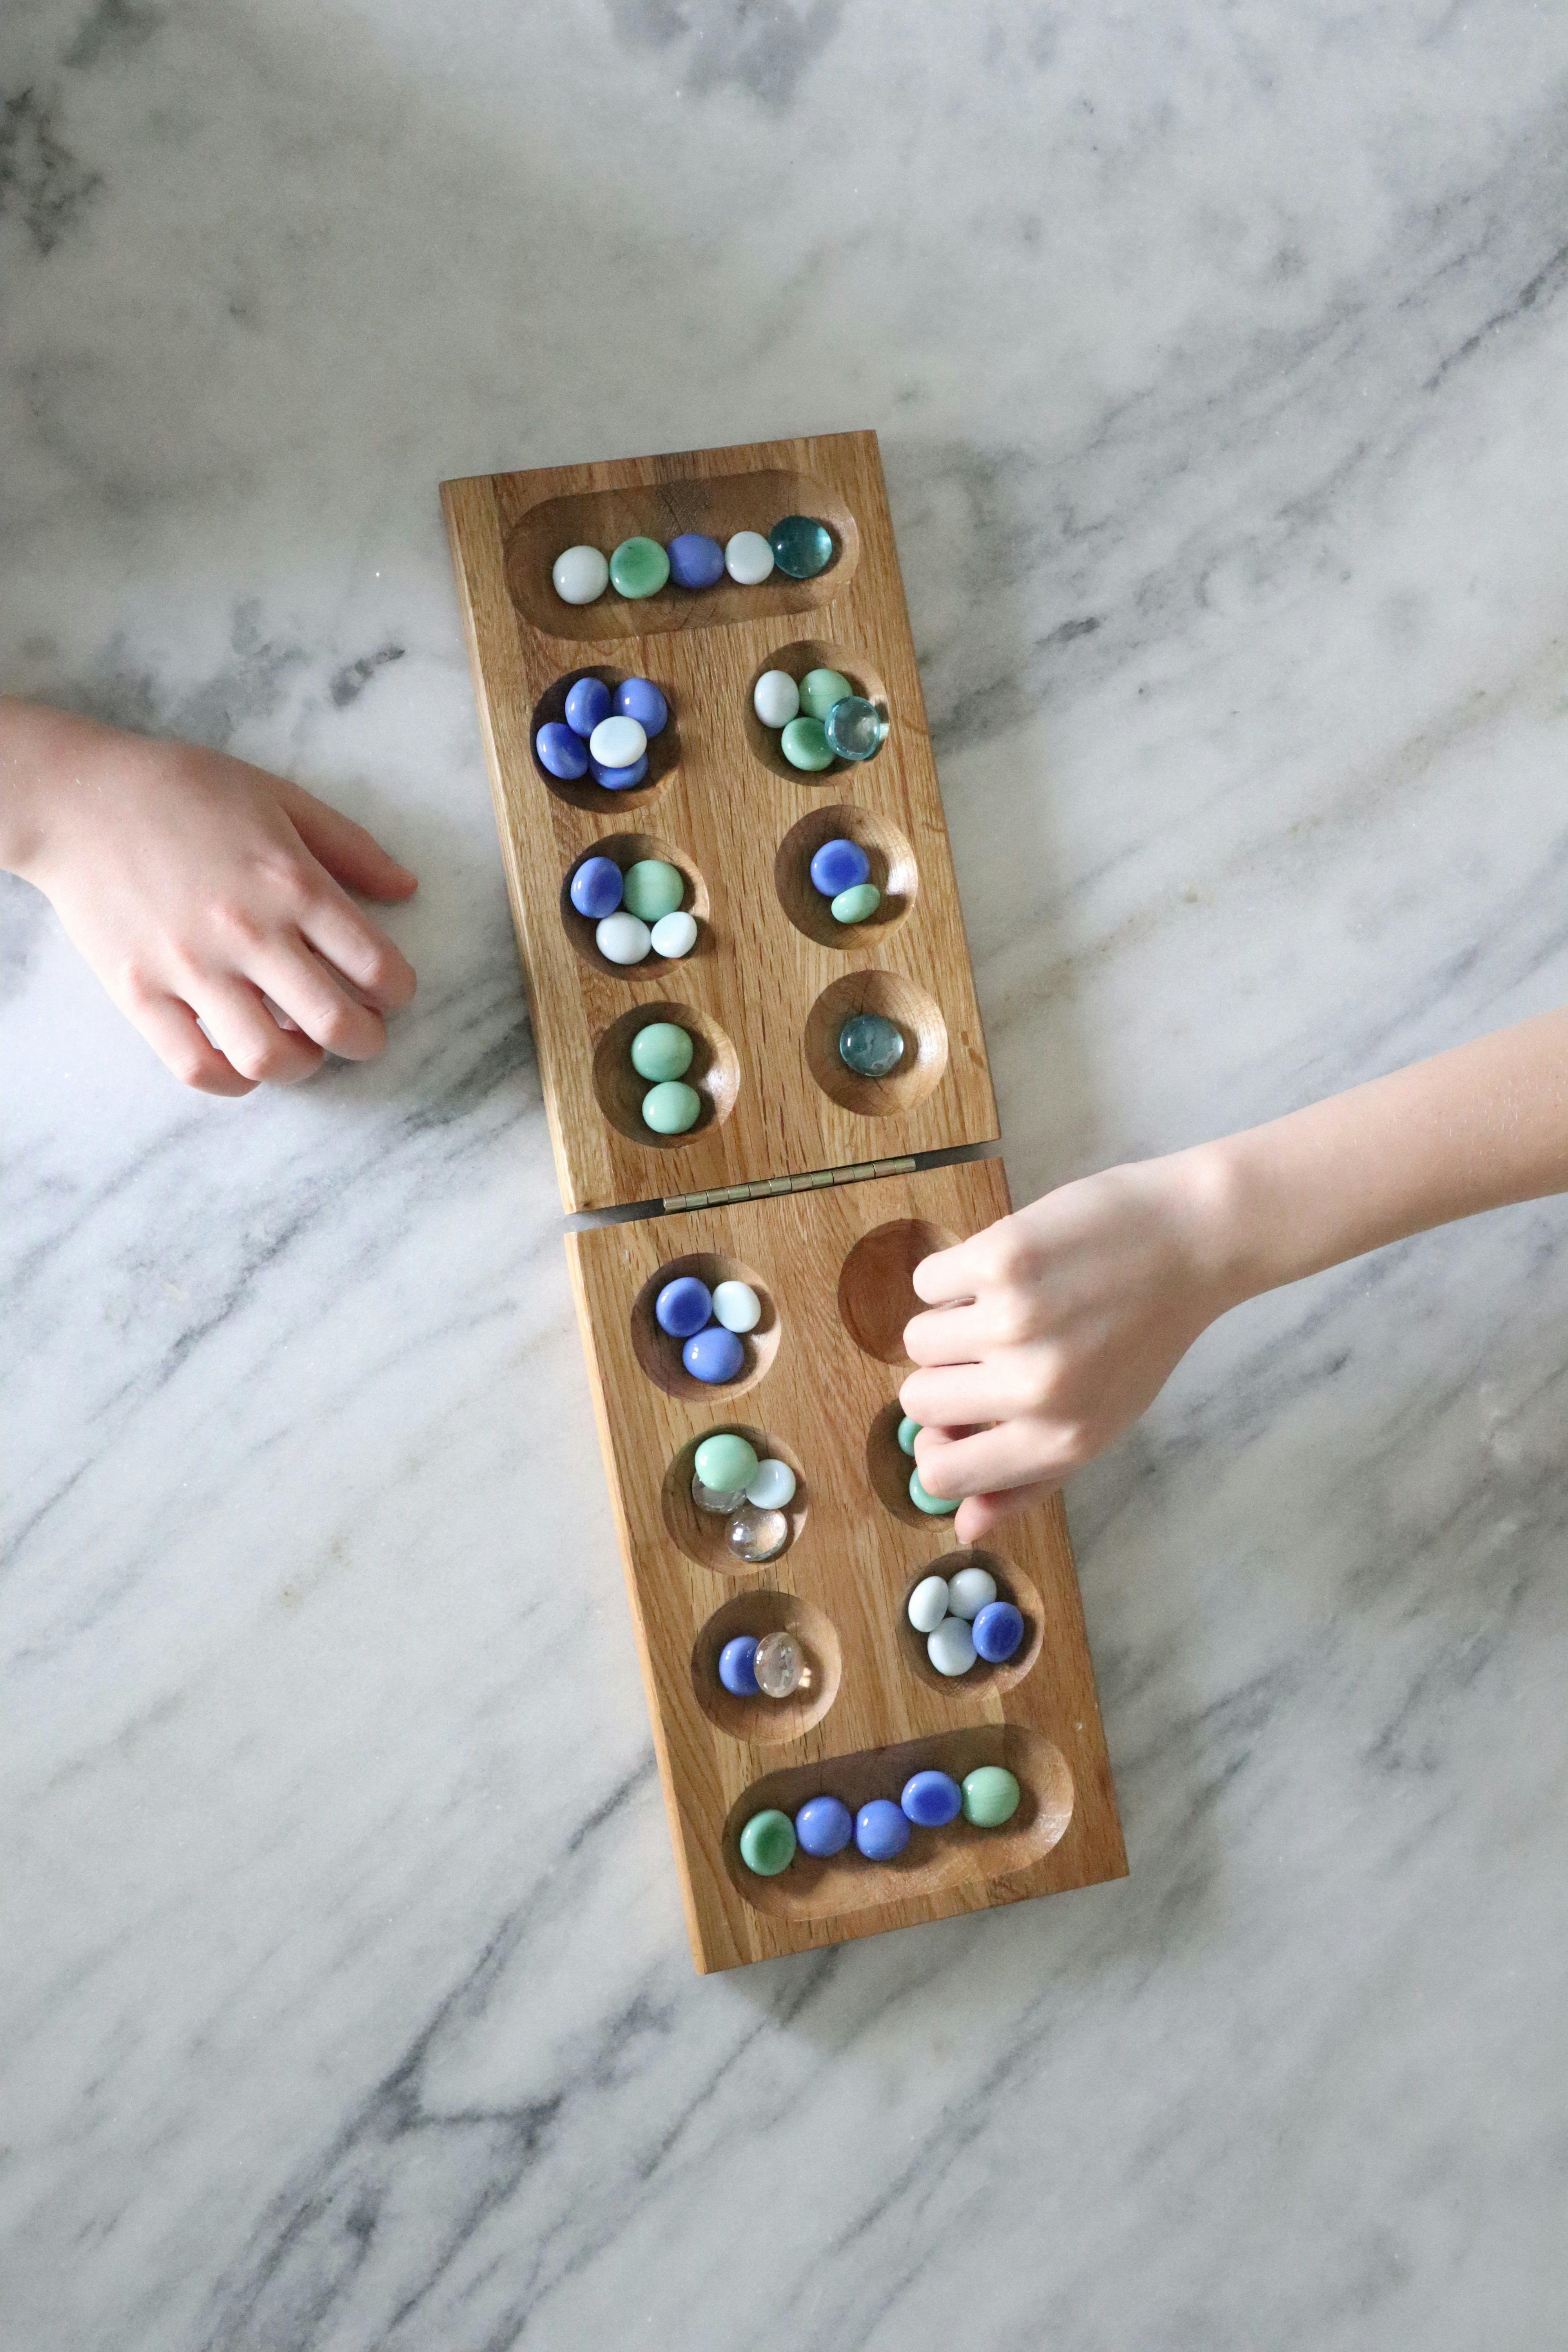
left=569, top=855, right=623, bottom=919
left=655, top=1275, right=713, bottom=1338
left=612, top=677, right=669, bottom=736
left=718, top=1636, right=760, bottom=1697
left=666, top=533, right=725, bottom=591
left=564, top=676, right=612, bottom=737
left=855, top=1798, right=911, bottom=1862
left=795, top=1795, right=854, bottom=1858
left=972, top=1600, right=1025, bottom=1664
left=589, top=751, right=648, bottom=789
left=536, top=722, right=588, bottom=780
left=900, top=1770, right=963, bottom=1828
left=682, top=1325, right=745, bottom=1385
left=808, top=837, right=871, bottom=897
left=769, top=515, right=834, bottom=580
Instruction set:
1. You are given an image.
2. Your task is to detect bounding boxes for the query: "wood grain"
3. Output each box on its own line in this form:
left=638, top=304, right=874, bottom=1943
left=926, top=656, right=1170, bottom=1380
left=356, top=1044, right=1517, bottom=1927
left=442, top=432, right=999, bottom=1214
left=566, top=1157, right=1126, bottom=1974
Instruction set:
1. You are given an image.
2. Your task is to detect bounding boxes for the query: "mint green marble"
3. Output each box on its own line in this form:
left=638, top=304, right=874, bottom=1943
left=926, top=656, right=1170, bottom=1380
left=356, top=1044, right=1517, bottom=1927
left=830, top=882, right=882, bottom=926
left=641, top=1080, right=701, bottom=1134
left=629, top=1022, right=693, bottom=1082
left=609, top=537, right=670, bottom=598
left=739, top=1809, right=796, bottom=1876
left=798, top=667, right=853, bottom=720
left=897, top=1416, right=920, bottom=1456
left=621, top=860, right=684, bottom=921
left=780, top=716, right=833, bottom=771
left=694, top=1432, right=759, bottom=1493
left=961, top=1766, right=1021, bottom=1828
left=909, top=1469, right=958, bottom=1516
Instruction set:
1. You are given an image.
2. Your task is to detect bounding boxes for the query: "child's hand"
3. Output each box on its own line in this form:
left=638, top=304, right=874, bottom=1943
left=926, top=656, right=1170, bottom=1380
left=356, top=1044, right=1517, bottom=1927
left=899, top=1154, right=1235, bottom=1545
left=1, top=699, right=417, bottom=1096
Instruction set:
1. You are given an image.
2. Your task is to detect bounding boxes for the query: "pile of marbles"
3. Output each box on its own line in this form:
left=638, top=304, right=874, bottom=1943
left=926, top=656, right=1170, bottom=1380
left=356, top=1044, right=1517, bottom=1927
left=627, top=1019, right=703, bottom=1134
left=570, top=854, right=697, bottom=966
left=690, top=1430, right=798, bottom=1566
left=552, top=516, right=835, bottom=607
left=906, top=1558, right=1025, bottom=1678
left=537, top=674, right=667, bottom=795
left=739, top=1763, right=1021, bottom=1876
left=655, top=1271, right=761, bottom=1386
left=752, top=665, right=887, bottom=773
left=717, top=1628, right=806, bottom=1701
left=806, top=833, right=881, bottom=928
left=897, top=1415, right=958, bottom=1516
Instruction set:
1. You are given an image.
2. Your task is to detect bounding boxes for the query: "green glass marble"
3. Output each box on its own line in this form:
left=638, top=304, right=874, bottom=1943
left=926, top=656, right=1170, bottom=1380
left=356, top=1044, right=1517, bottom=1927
left=798, top=667, right=853, bottom=720
left=897, top=1416, right=920, bottom=1456
left=629, top=1021, right=693, bottom=1082
left=739, top=1808, right=797, bottom=1876
left=694, top=1432, right=760, bottom=1494
left=621, top=859, right=684, bottom=921
left=641, top=1079, right=701, bottom=1134
left=838, top=1013, right=905, bottom=1078
left=824, top=695, right=887, bottom=762
left=961, top=1766, right=1021, bottom=1828
left=909, top=1468, right=958, bottom=1516
left=769, top=515, right=834, bottom=580
left=609, top=536, right=671, bottom=599
left=780, top=716, right=833, bottom=772
left=830, top=882, right=882, bottom=926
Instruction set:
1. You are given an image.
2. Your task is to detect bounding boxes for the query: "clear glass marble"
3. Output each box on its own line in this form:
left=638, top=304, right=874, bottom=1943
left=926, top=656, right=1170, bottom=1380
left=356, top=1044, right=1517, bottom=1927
left=823, top=695, right=887, bottom=761
left=692, top=1475, right=747, bottom=1516
left=726, top=1504, right=790, bottom=1563
left=753, top=1629, right=805, bottom=1699
left=838, top=1013, right=905, bottom=1078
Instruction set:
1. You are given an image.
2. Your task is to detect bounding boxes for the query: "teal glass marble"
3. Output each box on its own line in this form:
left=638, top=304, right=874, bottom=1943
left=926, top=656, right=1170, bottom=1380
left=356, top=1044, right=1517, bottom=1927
left=609, top=537, right=671, bottom=598
left=641, top=1080, right=701, bottom=1134
left=830, top=882, right=882, bottom=926
left=824, top=696, right=887, bottom=762
left=739, top=1808, right=797, bottom=1876
left=909, top=1468, right=958, bottom=1516
left=798, top=667, right=853, bottom=719
left=780, top=716, right=833, bottom=771
left=897, top=1415, right=920, bottom=1456
left=769, top=515, right=834, bottom=579
left=629, top=1021, right=693, bottom=1082
left=838, top=1013, right=904, bottom=1077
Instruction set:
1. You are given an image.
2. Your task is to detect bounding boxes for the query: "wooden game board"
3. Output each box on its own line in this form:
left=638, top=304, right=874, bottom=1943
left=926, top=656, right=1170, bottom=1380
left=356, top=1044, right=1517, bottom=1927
left=443, top=432, right=1126, bottom=1972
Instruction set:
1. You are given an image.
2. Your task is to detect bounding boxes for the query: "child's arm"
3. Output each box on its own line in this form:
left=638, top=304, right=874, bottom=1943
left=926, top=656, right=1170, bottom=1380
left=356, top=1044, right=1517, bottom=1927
left=0, top=696, right=417, bottom=1096
left=901, top=1010, right=1568, bottom=1544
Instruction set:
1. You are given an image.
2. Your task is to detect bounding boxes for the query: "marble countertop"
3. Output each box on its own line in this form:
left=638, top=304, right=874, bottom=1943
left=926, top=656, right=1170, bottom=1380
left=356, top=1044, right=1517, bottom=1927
left=6, top=4, right=1568, bottom=2345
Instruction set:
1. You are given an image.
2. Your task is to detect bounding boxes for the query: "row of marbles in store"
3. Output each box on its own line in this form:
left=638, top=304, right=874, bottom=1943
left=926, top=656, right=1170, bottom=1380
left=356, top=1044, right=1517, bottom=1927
left=552, top=516, right=835, bottom=605
left=739, top=1764, right=1022, bottom=1875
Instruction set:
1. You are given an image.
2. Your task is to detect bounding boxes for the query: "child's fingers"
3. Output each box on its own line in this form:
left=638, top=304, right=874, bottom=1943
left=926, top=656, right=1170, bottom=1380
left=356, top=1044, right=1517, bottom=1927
left=131, top=992, right=258, bottom=1096
left=903, top=1300, right=989, bottom=1366
left=900, top=1358, right=1034, bottom=1428
left=913, top=1418, right=1077, bottom=1501
left=955, top=1479, right=1062, bottom=1544
left=196, top=977, right=326, bottom=1086
left=909, top=1235, right=983, bottom=1306
left=297, top=888, right=416, bottom=1012
left=252, top=939, right=389, bottom=1061
left=277, top=779, right=418, bottom=901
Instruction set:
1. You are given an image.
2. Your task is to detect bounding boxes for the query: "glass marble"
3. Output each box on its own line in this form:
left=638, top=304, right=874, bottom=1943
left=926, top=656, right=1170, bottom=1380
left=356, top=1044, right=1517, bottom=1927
left=656, top=1274, right=712, bottom=1336
left=613, top=677, right=669, bottom=735
left=649, top=910, right=698, bottom=958
left=641, top=1080, right=701, bottom=1134
left=947, top=1565, right=998, bottom=1620
left=809, top=837, right=871, bottom=897
left=830, top=883, right=882, bottom=926
left=769, top=515, right=834, bottom=579
left=727, top=1504, right=789, bottom=1564
left=794, top=1795, right=853, bottom=1858
left=906, top=1573, right=949, bottom=1634
left=609, top=537, right=670, bottom=599
left=973, top=1599, right=1025, bottom=1664
left=901, top=1769, right=963, bottom=1828
left=798, top=667, right=853, bottom=720
left=564, top=676, right=612, bottom=737
left=838, top=1014, right=905, bottom=1078
left=910, top=1469, right=959, bottom=1517
left=570, top=855, right=623, bottom=918
left=666, top=532, right=724, bottom=590
left=780, top=716, right=833, bottom=772
left=753, top=1629, right=804, bottom=1699
left=631, top=1022, right=693, bottom=1082
left=744, top=1457, right=795, bottom=1509
left=718, top=1635, right=760, bottom=1697
left=589, top=752, right=648, bottom=790
left=691, top=1475, right=747, bottom=1516
left=536, top=721, right=589, bottom=780
left=724, top=529, right=775, bottom=585
left=927, top=1616, right=977, bottom=1677
left=711, top=1281, right=761, bottom=1333
left=854, top=1798, right=910, bottom=1861
left=683, top=1325, right=744, bottom=1385
left=739, top=1808, right=796, bottom=1877
left=588, top=715, right=647, bottom=769
left=595, top=912, right=652, bottom=965
left=621, top=858, right=684, bottom=921
left=693, top=1433, right=759, bottom=1494
left=961, top=1765, right=1021, bottom=1829
left=753, top=669, right=800, bottom=728
left=824, top=696, right=887, bottom=762
left=897, top=1415, right=921, bottom=1456
left=552, top=544, right=609, bottom=605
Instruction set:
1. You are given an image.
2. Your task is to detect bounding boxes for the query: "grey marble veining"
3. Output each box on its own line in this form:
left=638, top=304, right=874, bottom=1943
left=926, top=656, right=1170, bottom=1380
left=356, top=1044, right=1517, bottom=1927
left=4, top=3, right=1568, bottom=2345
